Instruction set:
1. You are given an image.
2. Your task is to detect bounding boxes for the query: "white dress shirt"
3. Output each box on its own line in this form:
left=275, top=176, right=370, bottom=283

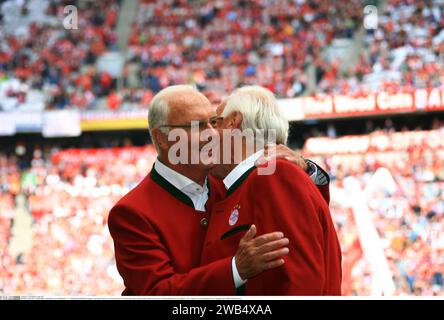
left=223, top=150, right=264, bottom=190
left=154, top=159, right=209, bottom=212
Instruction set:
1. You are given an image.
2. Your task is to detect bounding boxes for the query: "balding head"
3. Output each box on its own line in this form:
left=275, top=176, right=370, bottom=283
left=148, top=85, right=213, bottom=153
left=149, top=85, right=200, bottom=132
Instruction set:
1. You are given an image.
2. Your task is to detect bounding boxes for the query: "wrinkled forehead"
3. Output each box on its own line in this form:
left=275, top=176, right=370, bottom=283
left=166, top=93, right=216, bottom=124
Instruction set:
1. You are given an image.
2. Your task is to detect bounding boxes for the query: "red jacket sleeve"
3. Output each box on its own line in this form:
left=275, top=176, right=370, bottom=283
left=250, top=160, right=341, bottom=295
left=108, top=205, right=235, bottom=295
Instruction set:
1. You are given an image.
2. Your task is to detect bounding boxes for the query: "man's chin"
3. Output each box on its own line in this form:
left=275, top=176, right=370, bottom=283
left=209, top=165, right=227, bottom=179
left=199, top=161, right=217, bottom=170
left=186, top=160, right=217, bottom=172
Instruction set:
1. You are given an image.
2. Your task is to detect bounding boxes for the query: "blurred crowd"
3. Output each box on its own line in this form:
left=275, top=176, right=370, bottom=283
left=1, top=0, right=443, bottom=111
left=0, top=147, right=156, bottom=295
left=0, top=0, right=121, bottom=111
left=128, top=0, right=362, bottom=99
left=317, top=140, right=444, bottom=295
left=320, top=0, right=444, bottom=94
left=2, top=0, right=362, bottom=112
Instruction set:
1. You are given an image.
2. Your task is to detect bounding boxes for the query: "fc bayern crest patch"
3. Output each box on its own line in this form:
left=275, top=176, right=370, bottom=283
left=229, top=205, right=240, bottom=226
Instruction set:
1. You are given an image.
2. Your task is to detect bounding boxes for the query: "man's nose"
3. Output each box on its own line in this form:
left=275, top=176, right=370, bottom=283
left=206, top=121, right=218, bottom=131
left=204, top=123, right=220, bottom=140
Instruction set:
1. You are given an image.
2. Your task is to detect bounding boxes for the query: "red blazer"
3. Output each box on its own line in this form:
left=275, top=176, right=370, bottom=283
left=200, top=159, right=342, bottom=295
left=108, top=168, right=235, bottom=295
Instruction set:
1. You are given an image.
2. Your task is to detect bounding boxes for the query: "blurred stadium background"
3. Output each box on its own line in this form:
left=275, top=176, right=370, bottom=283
left=0, top=0, right=443, bottom=296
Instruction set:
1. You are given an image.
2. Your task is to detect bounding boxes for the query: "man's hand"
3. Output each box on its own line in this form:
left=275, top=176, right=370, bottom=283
left=256, top=144, right=308, bottom=171
left=235, top=224, right=289, bottom=280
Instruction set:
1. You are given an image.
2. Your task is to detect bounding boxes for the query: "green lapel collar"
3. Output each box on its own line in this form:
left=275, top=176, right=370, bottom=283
left=150, top=167, right=211, bottom=210
left=226, top=166, right=256, bottom=197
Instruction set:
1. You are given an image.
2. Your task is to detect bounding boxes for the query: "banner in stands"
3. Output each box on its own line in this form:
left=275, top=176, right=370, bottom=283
left=43, top=110, right=81, bottom=137
left=304, top=129, right=444, bottom=155
left=0, top=112, right=16, bottom=136
left=1, top=88, right=443, bottom=135
left=80, top=110, right=148, bottom=131
left=278, top=98, right=304, bottom=121
left=11, top=111, right=43, bottom=132
left=52, top=145, right=157, bottom=166
left=282, top=88, right=444, bottom=121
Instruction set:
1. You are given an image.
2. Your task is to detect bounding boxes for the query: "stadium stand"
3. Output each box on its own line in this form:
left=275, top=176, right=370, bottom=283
left=0, top=0, right=121, bottom=112
left=319, top=0, right=444, bottom=94
left=1, top=146, right=157, bottom=294
left=2, top=0, right=442, bottom=110
left=306, top=127, right=444, bottom=295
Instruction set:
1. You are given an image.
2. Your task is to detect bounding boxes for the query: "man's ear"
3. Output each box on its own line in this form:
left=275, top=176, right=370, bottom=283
left=226, top=111, right=243, bottom=129
left=152, top=128, right=167, bottom=149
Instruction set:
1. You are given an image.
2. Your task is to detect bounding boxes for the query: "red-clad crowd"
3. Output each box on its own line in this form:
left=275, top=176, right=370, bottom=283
left=0, top=0, right=120, bottom=111
left=1, top=0, right=442, bottom=111
left=1, top=0, right=363, bottom=112
left=0, top=147, right=157, bottom=295
left=310, top=131, right=444, bottom=295
left=319, top=0, right=444, bottom=95
left=128, top=0, right=362, bottom=100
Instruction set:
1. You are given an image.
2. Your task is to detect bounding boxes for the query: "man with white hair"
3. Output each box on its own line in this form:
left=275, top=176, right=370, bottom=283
left=109, top=85, right=298, bottom=295
left=201, top=85, right=342, bottom=295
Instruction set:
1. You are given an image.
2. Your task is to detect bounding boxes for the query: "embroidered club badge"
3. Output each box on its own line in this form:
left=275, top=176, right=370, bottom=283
left=229, top=205, right=240, bottom=226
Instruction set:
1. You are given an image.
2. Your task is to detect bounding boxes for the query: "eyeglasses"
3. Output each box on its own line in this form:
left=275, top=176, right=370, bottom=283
left=209, top=116, right=224, bottom=128
left=158, top=117, right=224, bottom=130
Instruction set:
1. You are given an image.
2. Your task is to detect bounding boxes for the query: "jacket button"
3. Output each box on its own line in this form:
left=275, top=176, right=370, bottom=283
left=200, top=217, right=208, bottom=228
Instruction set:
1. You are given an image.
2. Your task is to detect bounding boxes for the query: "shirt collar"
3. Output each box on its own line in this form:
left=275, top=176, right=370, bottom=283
left=223, top=149, right=264, bottom=190
left=154, top=159, right=208, bottom=195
